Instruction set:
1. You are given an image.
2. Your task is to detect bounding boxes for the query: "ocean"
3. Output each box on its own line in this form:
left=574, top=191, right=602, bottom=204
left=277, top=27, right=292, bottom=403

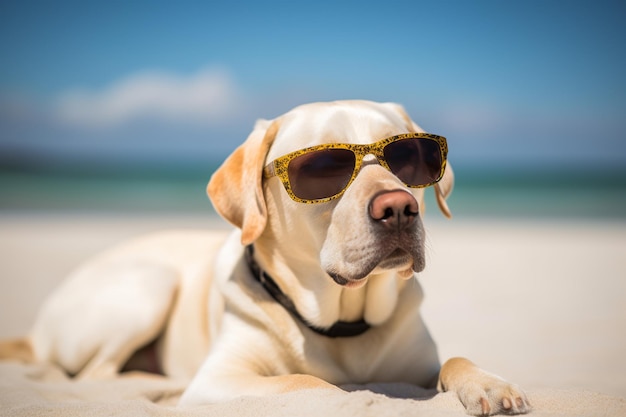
left=1, top=166, right=625, bottom=221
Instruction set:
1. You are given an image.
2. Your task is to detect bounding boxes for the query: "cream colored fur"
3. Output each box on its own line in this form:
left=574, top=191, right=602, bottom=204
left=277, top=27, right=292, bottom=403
left=24, top=100, right=528, bottom=416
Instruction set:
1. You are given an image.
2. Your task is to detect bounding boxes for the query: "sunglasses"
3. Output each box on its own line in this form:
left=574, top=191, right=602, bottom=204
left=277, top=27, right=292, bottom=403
left=263, top=132, right=448, bottom=204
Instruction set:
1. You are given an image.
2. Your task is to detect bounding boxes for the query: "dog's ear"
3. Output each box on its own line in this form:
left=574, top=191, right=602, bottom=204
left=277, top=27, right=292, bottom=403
left=435, top=163, right=454, bottom=218
left=385, top=102, right=454, bottom=218
left=207, top=119, right=280, bottom=245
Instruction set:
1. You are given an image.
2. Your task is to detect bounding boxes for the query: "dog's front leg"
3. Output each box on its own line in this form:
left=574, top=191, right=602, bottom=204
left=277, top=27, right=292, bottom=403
left=437, top=357, right=531, bottom=416
left=179, top=372, right=341, bottom=406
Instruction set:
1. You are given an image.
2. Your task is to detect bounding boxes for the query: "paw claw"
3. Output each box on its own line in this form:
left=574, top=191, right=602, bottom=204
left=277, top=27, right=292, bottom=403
left=457, top=381, right=530, bottom=415
left=480, top=397, right=491, bottom=415
left=502, top=397, right=512, bottom=410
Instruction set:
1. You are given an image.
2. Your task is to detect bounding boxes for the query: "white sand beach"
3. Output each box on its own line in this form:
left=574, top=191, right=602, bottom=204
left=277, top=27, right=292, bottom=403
left=1, top=213, right=625, bottom=416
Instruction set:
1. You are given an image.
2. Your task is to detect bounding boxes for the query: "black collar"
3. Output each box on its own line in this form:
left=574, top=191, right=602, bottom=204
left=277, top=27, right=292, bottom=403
left=244, top=245, right=371, bottom=338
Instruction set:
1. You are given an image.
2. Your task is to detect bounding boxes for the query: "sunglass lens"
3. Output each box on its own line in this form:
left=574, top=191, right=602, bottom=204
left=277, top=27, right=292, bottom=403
left=288, top=149, right=356, bottom=201
left=384, top=138, right=442, bottom=186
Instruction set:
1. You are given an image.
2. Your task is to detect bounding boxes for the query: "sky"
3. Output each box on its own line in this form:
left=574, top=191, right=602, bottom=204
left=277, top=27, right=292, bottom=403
left=1, top=0, right=625, bottom=173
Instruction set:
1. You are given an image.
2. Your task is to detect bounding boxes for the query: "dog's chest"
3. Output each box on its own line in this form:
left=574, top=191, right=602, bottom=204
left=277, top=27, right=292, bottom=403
left=293, top=317, right=438, bottom=385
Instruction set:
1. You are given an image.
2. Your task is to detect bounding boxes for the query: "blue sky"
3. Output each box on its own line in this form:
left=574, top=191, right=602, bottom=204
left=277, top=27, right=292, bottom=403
left=1, top=1, right=625, bottom=172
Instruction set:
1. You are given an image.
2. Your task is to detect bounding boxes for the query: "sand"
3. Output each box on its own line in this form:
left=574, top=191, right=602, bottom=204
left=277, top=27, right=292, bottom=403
left=1, top=213, right=625, bottom=416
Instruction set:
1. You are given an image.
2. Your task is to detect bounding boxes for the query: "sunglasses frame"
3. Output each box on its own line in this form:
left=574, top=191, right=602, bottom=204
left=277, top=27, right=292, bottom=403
left=263, top=132, right=448, bottom=204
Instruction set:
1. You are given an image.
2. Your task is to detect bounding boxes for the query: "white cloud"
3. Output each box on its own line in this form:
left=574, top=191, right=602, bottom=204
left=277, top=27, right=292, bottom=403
left=55, top=67, right=243, bottom=128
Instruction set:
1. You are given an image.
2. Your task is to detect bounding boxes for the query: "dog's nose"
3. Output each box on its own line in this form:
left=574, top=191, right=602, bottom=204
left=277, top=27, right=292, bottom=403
left=368, top=190, right=419, bottom=229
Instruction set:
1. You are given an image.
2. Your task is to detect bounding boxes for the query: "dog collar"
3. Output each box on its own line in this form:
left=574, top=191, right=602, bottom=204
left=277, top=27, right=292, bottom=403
left=244, top=245, right=371, bottom=338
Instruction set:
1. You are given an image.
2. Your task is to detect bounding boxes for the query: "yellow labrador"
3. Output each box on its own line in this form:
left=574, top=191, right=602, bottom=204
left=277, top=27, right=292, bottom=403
left=8, top=101, right=530, bottom=415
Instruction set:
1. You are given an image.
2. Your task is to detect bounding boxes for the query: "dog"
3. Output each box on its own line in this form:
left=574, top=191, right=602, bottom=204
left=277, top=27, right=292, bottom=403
left=3, top=100, right=530, bottom=415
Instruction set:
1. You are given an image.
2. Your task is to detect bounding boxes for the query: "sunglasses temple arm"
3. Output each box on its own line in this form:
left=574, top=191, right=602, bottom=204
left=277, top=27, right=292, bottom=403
left=263, top=163, right=276, bottom=179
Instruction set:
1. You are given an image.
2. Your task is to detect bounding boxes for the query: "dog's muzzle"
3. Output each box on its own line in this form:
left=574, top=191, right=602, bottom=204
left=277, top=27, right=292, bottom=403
left=324, top=189, right=425, bottom=287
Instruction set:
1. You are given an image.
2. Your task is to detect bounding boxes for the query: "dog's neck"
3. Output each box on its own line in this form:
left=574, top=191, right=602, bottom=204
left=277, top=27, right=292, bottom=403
left=245, top=245, right=371, bottom=338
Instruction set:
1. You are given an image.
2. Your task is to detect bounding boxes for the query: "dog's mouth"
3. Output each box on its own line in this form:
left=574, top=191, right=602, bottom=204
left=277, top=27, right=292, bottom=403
left=326, top=271, right=360, bottom=288
left=378, top=248, right=414, bottom=270
left=326, top=247, right=423, bottom=288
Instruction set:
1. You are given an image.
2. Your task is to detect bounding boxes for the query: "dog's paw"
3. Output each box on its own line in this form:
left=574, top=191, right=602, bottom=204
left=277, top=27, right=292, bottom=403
left=456, top=377, right=531, bottom=416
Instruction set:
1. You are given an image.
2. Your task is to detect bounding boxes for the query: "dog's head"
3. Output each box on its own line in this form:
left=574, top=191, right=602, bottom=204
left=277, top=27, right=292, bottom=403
left=208, top=100, right=453, bottom=288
